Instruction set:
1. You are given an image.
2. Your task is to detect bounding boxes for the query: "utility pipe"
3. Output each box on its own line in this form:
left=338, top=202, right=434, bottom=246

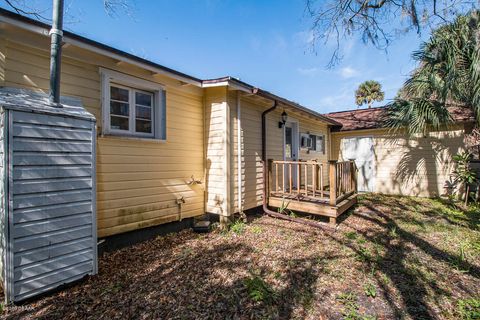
left=261, top=101, right=333, bottom=230
left=49, top=0, right=64, bottom=105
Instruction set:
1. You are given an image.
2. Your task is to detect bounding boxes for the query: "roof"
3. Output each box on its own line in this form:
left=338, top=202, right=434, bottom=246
left=0, top=87, right=96, bottom=121
left=0, top=8, right=341, bottom=126
left=203, top=77, right=342, bottom=126
left=326, top=105, right=475, bottom=132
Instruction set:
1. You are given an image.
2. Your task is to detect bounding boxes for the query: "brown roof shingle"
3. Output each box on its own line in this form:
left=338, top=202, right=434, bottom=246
left=325, top=106, right=475, bottom=132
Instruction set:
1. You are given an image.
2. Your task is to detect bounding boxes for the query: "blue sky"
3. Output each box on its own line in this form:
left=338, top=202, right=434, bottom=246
left=2, top=0, right=429, bottom=113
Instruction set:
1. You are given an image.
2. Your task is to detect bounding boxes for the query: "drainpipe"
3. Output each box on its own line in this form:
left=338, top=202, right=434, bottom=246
left=261, top=101, right=332, bottom=230
left=49, top=0, right=64, bottom=106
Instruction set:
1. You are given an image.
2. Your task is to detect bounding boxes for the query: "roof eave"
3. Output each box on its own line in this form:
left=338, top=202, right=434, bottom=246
left=0, top=8, right=203, bottom=86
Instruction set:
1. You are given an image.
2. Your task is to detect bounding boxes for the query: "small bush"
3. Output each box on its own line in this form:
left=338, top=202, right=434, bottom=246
left=229, top=220, right=246, bottom=234
left=458, top=298, right=480, bottom=320
left=364, top=283, right=377, bottom=298
left=244, top=275, right=277, bottom=304
left=388, top=226, right=398, bottom=238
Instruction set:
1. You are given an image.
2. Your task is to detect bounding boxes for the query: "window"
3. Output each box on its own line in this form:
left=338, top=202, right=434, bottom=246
left=109, top=85, right=154, bottom=136
left=309, top=134, right=325, bottom=154
left=101, top=68, right=166, bottom=140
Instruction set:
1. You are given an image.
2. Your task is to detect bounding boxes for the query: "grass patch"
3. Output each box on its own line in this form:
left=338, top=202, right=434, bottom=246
left=457, top=298, right=480, bottom=320
left=243, top=275, right=277, bottom=304
left=363, top=283, right=377, bottom=298
left=345, top=231, right=358, bottom=240
left=229, top=219, right=246, bottom=234
left=337, top=292, right=377, bottom=320
left=250, top=225, right=263, bottom=234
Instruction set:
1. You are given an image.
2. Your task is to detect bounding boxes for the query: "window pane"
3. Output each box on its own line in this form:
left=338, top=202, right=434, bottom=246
left=110, top=101, right=129, bottom=116
left=135, top=92, right=152, bottom=106
left=310, top=135, right=316, bottom=150
left=110, top=86, right=129, bottom=102
left=111, top=116, right=129, bottom=130
left=285, top=127, right=292, bottom=158
left=136, top=119, right=152, bottom=133
left=136, top=105, right=152, bottom=120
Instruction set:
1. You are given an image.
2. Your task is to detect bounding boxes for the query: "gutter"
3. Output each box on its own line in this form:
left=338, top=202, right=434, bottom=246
left=203, top=77, right=342, bottom=126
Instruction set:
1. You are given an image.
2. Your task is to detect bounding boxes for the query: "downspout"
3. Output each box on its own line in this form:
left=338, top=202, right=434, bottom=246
left=236, top=92, right=243, bottom=218
left=261, top=101, right=332, bottom=230
left=49, top=0, right=64, bottom=106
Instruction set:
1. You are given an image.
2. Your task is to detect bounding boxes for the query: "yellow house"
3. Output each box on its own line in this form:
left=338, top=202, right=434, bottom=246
left=0, top=9, right=472, bottom=244
left=327, top=107, right=474, bottom=197
left=0, top=9, right=357, bottom=243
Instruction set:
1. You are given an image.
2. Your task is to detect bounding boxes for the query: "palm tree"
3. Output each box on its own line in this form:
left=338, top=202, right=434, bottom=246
left=386, top=10, right=480, bottom=135
left=355, top=80, right=385, bottom=108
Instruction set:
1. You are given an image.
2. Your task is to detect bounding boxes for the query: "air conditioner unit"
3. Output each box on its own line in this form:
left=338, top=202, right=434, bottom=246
left=301, top=135, right=312, bottom=149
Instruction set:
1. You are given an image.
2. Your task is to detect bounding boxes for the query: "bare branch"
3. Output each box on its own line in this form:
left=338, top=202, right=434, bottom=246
left=305, top=0, right=478, bottom=67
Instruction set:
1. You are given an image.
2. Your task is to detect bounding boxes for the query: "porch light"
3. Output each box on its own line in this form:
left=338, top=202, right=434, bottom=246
left=279, top=111, right=288, bottom=128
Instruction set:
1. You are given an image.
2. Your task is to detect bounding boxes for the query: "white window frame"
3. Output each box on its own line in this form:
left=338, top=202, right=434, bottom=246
left=100, top=68, right=167, bottom=140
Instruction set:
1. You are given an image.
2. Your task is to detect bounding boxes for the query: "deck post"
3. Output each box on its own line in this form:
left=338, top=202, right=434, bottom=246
left=268, top=159, right=273, bottom=198
left=349, top=160, right=357, bottom=193
left=329, top=160, right=337, bottom=206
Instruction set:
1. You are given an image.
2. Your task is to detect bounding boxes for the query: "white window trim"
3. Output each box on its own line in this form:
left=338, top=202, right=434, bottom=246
left=100, top=68, right=167, bottom=140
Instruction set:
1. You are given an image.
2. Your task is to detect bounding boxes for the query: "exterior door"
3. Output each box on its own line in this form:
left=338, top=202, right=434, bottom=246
left=341, top=137, right=375, bottom=192
left=284, top=122, right=299, bottom=189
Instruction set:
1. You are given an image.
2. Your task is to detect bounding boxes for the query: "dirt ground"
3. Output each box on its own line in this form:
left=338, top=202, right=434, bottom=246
left=2, top=194, right=479, bottom=320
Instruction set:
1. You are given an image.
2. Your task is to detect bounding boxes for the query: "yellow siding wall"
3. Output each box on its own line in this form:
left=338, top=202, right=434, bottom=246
left=0, top=32, right=5, bottom=86
left=331, top=127, right=466, bottom=197
left=3, top=26, right=205, bottom=237
left=204, top=87, right=230, bottom=216
left=230, top=92, right=331, bottom=212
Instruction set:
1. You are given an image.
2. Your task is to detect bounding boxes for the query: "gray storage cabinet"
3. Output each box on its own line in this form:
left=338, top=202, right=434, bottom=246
left=0, top=88, right=97, bottom=302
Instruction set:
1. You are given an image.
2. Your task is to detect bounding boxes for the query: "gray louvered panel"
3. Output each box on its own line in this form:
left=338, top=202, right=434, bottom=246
left=13, top=123, right=92, bottom=141
left=12, top=138, right=92, bottom=153
left=14, top=237, right=93, bottom=266
left=12, top=111, right=92, bottom=129
left=13, top=189, right=92, bottom=210
left=13, top=177, right=92, bottom=195
left=0, top=92, right=97, bottom=304
left=13, top=201, right=92, bottom=223
left=14, top=261, right=93, bottom=297
left=13, top=153, right=92, bottom=166
left=14, top=249, right=93, bottom=281
left=13, top=165, right=92, bottom=180
left=13, top=225, right=92, bottom=252
left=12, top=213, right=92, bottom=238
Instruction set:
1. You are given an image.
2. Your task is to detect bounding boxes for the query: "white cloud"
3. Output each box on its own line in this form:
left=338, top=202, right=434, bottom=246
left=293, top=30, right=315, bottom=46
left=297, top=67, right=319, bottom=76
left=318, top=89, right=352, bottom=109
left=339, top=66, right=359, bottom=79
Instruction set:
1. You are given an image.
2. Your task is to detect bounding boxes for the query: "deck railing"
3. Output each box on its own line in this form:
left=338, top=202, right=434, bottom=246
left=267, top=159, right=357, bottom=206
left=268, top=160, right=325, bottom=199
left=329, top=160, right=357, bottom=205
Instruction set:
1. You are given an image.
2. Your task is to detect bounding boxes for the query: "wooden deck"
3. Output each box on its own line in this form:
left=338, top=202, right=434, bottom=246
left=267, top=160, right=358, bottom=225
